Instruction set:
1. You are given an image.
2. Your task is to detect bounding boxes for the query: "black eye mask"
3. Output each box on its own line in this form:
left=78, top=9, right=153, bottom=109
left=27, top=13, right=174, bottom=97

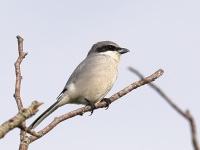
left=96, top=45, right=118, bottom=53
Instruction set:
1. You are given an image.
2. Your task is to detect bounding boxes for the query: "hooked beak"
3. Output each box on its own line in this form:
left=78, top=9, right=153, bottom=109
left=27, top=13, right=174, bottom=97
left=117, top=48, right=130, bottom=54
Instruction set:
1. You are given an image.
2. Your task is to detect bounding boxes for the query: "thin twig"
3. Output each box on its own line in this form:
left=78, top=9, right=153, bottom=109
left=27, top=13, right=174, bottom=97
left=29, top=69, right=164, bottom=142
left=128, top=67, right=199, bottom=150
left=14, top=35, right=28, bottom=150
left=14, top=35, right=28, bottom=110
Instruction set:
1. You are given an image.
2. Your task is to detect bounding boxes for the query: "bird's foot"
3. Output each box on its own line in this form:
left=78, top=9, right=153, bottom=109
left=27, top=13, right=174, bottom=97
left=101, top=98, right=112, bottom=110
left=84, top=98, right=96, bottom=115
left=80, top=108, right=85, bottom=116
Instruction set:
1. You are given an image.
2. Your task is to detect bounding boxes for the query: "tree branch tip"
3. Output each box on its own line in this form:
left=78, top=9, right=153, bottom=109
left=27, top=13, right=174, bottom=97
left=32, top=101, right=43, bottom=107
left=34, top=101, right=44, bottom=105
left=23, top=52, right=28, bottom=58
left=16, top=35, right=24, bottom=41
left=127, top=66, right=133, bottom=70
left=128, top=67, right=138, bottom=72
left=128, top=67, right=164, bottom=78
left=157, top=69, right=164, bottom=75
left=186, top=109, right=190, bottom=113
left=28, top=101, right=44, bottom=115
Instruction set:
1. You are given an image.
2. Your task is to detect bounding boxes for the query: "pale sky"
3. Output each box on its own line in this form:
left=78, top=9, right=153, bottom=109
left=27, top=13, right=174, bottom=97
left=0, top=1, right=200, bottom=150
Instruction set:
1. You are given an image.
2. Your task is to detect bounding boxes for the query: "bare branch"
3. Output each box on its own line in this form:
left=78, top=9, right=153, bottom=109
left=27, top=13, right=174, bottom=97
left=14, top=35, right=28, bottom=110
left=128, top=67, right=199, bottom=150
left=29, top=69, right=164, bottom=142
left=13, top=35, right=28, bottom=150
left=0, top=101, right=43, bottom=139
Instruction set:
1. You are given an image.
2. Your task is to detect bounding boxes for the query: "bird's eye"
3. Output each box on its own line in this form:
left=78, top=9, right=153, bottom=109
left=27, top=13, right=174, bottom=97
left=108, top=46, right=114, bottom=49
left=96, top=45, right=116, bottom=53
left=107, top=45, right=116, bottom=50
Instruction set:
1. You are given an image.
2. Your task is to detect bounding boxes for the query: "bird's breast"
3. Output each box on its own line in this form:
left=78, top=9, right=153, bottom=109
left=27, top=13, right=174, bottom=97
left=67, top=54, right=119, bottom=104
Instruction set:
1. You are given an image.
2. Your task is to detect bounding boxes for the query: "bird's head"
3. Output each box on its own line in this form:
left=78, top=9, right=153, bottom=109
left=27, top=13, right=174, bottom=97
left=87, top=41, right=129, bottom=60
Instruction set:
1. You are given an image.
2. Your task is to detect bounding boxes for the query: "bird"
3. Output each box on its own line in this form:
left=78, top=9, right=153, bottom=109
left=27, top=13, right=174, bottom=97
left=29, top=41, right=129, bottom=129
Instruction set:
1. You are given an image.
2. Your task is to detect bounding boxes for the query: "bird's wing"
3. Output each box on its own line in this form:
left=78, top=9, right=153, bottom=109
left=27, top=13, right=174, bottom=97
left=55, top=59, right=86, bottom=101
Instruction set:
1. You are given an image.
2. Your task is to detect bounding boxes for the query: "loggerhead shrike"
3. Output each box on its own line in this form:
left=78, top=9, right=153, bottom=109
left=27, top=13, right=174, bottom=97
left=29, top=41, right=129, bottom=129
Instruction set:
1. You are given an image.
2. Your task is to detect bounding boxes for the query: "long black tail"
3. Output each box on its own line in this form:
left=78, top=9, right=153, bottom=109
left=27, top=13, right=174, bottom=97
left=29, top=100, right=60, bottom=129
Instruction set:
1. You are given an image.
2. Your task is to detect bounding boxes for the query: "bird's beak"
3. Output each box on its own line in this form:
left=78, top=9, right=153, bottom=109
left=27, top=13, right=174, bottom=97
left=118, top=48, right=130, bottom=54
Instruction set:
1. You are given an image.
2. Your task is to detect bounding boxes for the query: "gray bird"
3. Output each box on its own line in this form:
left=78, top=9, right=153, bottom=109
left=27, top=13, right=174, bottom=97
left=29, top=41, right=129, bottom=129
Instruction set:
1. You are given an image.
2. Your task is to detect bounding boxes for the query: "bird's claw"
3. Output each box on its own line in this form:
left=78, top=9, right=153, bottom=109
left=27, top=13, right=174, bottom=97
left=101, top=98, right=111, bottom=110
left=84, top=98, right=96, bottom=115
left=80, top=108, right=85, bottom=116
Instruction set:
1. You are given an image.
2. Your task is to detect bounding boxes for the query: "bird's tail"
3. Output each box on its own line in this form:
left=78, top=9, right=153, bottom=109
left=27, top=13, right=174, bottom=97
left=29, top=100, right=60, bottom=129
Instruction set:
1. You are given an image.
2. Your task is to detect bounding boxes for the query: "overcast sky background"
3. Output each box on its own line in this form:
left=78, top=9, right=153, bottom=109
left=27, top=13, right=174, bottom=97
left=0, top=1, right=200, bottom=150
